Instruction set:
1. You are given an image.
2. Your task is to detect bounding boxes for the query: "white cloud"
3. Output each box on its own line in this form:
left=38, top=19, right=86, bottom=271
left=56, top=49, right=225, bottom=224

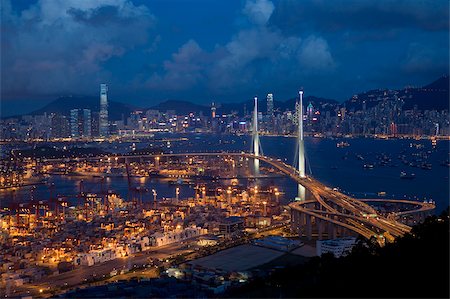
left=1, top=0, right=155, bottom=97
left=243, top=0, right=275, bottom=25
left=145, top=0, right=335, bottom=94
left=298, top=36, right=335, bottom=70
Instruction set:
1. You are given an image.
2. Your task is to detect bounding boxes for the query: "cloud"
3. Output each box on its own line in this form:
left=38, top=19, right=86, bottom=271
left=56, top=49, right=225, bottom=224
left=298, top=36, right=335, bottom=70
left=1, top=0, right=155, bottom=98
left=243, top=0, right=275, bottom=26
left=146, top=0, right=335, bottom=94
left=147, top=40, right=210, bottom=90
left=402, top=42, right=449, bottom=76
left=270, top=0, right=449, bottom=35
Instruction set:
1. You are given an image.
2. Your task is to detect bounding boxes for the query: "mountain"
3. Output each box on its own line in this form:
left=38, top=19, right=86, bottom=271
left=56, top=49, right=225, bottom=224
left=344, top=75, right=449, bottom=111
left=29, top=96, right=137, bottom=121
left=147, top=96, right=338, bottom=116
left=8, top=76, right=448, bottom=119
left=401, top=75, right=449, bottom=111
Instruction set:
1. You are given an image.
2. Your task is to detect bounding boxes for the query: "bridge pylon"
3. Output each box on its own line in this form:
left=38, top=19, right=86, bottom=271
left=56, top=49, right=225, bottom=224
left=297, top=90, right=306, bottom=200
left=251, top=96, right=261, bottom=176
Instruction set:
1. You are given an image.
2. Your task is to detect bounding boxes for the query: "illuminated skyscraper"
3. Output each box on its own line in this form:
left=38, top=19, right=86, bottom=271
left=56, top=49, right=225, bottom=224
left=70, top=109, right=81, bottom=138
left=266, top=93, right=273, bottom=116
left=211, top=102, right=216, bottom=118
left=70, top=109, right=92, bottom=138
left=83, top=109, right=92, bottom=137
left=99, top=83, right=109, bottom=137
left=307, top=102, right=314, bottom=118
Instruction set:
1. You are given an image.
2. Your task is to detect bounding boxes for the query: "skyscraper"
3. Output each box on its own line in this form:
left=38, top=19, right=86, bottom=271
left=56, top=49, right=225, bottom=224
left=83, top=109, right=92, bottom=137
left=70, top=109, right=81, bottom=138
left=50, top=113, right=70, bottom=138
left=99, top=83, right=109, bottom=137
left=266, top=93, right=273, bottom=116
left=211, top=102, right=216, bottom=118
left=70, top=109, right=92, bottom=138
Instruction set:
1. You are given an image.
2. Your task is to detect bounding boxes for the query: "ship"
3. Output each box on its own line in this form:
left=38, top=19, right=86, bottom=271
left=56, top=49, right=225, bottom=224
left=337, top=141, right=350, bottom=148
left=400, top=171, right=415, bottom=179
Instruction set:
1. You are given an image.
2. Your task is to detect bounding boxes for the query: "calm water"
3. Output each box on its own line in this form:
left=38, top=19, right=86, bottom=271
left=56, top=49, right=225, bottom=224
left=1, top=135, right=448, bottom=213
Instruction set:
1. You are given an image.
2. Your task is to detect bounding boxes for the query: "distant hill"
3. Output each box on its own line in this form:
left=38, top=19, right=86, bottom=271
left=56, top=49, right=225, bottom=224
left=8, top=76, right=448, bottom=120
left=29, top=96, right=137, bottom=121
left=147, top=96, right=337, bottom=116
left=344, top=75, right=449, bottom=111
left=401, top=75, right=449, bottom=110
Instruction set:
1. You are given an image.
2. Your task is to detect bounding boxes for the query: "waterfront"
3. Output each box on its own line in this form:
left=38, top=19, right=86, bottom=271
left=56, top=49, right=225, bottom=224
left=1, top=135, right=448, bottom=213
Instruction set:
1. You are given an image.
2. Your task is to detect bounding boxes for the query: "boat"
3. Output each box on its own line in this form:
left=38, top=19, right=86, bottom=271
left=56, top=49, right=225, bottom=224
left=421, top=163, right=432, bottom=170
left=363, top=164, right=374, bottom=169
left=337, top=141, right=350, bottom=148
left=440, top=160, right=450, bottom=167
left=168, top=178, right=195, bottom=186
left=400, top=171, right=415, bottom=179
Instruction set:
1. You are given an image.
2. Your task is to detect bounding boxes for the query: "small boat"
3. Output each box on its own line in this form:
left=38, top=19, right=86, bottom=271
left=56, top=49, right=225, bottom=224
left=421, top=163, right=432, bottom=170
left=400, top=171, right=415, bottom=179
left=337, top=141, right=350, bottom=148
left=363, top=164, right=374, bottom=169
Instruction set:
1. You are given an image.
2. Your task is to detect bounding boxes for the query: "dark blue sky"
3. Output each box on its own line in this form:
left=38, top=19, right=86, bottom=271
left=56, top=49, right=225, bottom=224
left=1, top=0, right=449, bottom=116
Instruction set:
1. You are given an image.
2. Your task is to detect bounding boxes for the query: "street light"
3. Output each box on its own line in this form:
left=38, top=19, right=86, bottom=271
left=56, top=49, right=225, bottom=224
left=175, top=187, right=180, bottom=204
left=152, top=189, right=157, bottom=208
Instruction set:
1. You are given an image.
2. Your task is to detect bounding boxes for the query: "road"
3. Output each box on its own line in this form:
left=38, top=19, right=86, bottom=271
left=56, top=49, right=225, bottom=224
left=10, top=241, right=195, bottom=298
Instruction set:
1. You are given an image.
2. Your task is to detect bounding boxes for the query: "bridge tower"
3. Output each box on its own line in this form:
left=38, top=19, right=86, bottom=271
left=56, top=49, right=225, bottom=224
left=251, top=96, right=261, bottom=175
left=297, top=90, right=306, bottom=200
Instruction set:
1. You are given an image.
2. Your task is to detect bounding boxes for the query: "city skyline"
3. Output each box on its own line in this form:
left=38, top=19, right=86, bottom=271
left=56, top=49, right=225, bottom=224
left=1, top=0, right=449, bottom=116
left=0, top=1, right=448, bottom=298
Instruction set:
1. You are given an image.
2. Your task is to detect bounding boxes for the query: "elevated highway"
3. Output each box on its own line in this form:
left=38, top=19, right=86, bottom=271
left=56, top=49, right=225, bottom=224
left=42, top=151, right=435, bottom=245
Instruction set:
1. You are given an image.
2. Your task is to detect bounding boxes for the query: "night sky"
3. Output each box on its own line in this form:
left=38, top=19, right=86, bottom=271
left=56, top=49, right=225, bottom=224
left=1, top=0, right=449, bottom=116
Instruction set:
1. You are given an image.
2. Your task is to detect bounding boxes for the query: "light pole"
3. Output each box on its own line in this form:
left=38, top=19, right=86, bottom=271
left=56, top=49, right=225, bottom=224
left=175, top=187, right=180, bottom=204
left=152, top=189, right=157, bottom=209
left=202, top=187, right=206, bottom=203
left=274, top=188, right=280, bottom=205
left=227, top=187, right=232, bottom=205
left=155, top=156, right=160, bottom=170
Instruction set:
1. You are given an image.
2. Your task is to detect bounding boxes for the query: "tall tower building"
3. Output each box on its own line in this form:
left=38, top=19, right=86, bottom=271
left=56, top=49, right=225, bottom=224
left=307, top=102, right=314, bottom=118
left=99, top=83, right=109, bottom=137
left=211, top=102, right=216, bottom=118
left=70, top=109, right=92, bottom=138
left=70, top=109, right=80, bottom=138
left=83, top=109, right=92, bottom=137
left=266, top=93, right=273, bottom=116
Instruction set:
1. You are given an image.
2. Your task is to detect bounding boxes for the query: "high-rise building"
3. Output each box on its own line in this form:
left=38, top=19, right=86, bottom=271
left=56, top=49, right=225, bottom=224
left=70, top=109, right=81, bottom=138
left=83, top=109, right=92, bottom=137
left=50, top=113, right=70, bottom=138
left=267, top=93, right=273, bottom=116
left=211, top=102, right=216, bottom=119
left=70, top=109, right=92, bottom=138
left=91, top=111, right=100, bottom=137
left=99, top=83, right=109, bottom=137
left=307, top=102, right=314, bottom=118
